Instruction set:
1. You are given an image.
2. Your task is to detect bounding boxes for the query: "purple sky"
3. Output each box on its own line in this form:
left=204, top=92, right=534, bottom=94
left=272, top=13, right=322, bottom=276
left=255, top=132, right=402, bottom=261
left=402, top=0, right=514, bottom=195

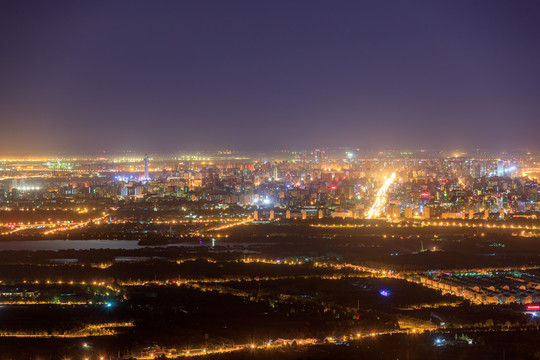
left=1, top=1, right=539, bottom=154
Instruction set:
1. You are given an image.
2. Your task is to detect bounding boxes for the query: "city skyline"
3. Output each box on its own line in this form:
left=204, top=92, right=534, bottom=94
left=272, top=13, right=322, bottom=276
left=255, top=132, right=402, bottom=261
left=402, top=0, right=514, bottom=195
left=1, top=0, right=540, bottom=154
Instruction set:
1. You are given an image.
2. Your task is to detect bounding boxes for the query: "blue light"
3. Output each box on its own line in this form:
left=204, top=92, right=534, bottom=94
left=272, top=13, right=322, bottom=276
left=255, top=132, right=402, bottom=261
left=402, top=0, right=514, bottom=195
left=379, top=289, right=390, bottom=297
left=434, top=338, right=447, bottom=347
left=115, top=175, right=130, bottom=183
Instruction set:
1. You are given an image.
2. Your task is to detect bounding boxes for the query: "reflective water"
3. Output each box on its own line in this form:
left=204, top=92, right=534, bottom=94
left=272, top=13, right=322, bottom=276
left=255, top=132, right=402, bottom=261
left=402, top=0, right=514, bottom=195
left=0, top=240, right=164, bottom=251
left=0, top=240, right=260, bottom=252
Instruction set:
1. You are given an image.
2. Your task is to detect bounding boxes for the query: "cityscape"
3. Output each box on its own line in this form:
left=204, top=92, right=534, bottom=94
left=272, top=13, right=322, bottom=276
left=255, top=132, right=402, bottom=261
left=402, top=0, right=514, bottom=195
left=2, top=1, right=540, bottom=359
left=0, top=150, right=539, bottom=359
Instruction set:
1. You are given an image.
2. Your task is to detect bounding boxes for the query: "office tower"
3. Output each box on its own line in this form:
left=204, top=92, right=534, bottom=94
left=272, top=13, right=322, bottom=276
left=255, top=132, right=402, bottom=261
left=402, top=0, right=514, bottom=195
left=480, top=162, right=486, bottom=177
left=314, top=149, right=325, bottom=164
left=497, top=160, right=504, bottom=177
left=144, top=154, right=149, bottom=180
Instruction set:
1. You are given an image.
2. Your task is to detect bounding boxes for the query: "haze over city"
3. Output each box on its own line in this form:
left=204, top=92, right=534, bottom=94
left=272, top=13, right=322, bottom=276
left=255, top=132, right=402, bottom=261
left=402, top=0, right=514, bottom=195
left=1, top=0, right=540, bottom=154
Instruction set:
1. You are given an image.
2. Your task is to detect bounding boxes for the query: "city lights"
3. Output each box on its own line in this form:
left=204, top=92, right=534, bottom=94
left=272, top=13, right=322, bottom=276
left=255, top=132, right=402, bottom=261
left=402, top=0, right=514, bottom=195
left=0, top=0, right=539, bottom=357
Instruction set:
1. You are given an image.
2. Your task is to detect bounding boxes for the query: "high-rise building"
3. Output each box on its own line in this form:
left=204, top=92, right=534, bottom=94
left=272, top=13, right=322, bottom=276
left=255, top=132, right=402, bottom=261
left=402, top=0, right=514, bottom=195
left=272, top=166, right=278, bottom=180
left=423, top=207, right=431, bottom=219
left=314, top=149, right=325, bottom=164
left=404, top=207, right=413, bottom=219
left=387, top=205, right=401, bottom=219
left=144, top=154, right=150, bottom=180
left=497, top=160, right=504, bottom=177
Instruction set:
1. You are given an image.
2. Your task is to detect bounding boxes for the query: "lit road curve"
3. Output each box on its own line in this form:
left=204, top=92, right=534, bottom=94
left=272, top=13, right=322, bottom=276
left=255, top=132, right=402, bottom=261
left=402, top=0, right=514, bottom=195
left=365, top=172, right=396, bottom=219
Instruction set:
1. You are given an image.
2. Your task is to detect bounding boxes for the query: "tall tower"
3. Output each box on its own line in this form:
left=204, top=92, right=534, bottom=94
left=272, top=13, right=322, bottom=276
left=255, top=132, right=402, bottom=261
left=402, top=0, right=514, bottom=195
left=144, top=154, right=149, bottom=180
left=497, top=160, right=504, bottom=177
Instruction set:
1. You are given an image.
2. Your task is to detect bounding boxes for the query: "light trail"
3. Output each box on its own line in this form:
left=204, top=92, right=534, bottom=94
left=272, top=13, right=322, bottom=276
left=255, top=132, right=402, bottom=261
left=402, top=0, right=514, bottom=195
left=129, top=329, right=419, bottom=359
left=0, top=322, right=134, bottom=338
left=0, top=175, right=49, bottom=181
left=209, top=217, right=252, bottom=231
left=365, top=172, right=396, bottom=219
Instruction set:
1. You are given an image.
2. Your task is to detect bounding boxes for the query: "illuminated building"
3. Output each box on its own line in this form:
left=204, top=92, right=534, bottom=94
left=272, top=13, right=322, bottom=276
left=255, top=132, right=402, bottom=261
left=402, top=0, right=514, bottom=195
left=387, top=205, right=401, bottom=219
left=404, top=207, right=413, bottom=219
left=497, top=160, right=504, bottom=177
left=314, top=149, right=325, bottom=164
left=423, top=206, right=431, bottom=219
left=144, top=154, right=149, bottom=180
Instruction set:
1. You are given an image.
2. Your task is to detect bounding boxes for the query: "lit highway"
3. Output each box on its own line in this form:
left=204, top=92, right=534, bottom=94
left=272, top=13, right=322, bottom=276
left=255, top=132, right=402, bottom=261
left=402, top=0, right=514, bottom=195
left=365, top=172, right=396, bottom=219
left=129, top=329, right=415, bottom=359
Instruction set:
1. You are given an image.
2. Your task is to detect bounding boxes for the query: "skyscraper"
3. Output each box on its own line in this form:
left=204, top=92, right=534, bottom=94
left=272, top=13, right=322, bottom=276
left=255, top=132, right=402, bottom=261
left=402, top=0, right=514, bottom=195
left=144, top=154, right=149, bottom=180
left=314, top=149, right=325, bottom=164
left=272, top=166, right=278, bottom=180
left=497, top=160, right=504, bottom=177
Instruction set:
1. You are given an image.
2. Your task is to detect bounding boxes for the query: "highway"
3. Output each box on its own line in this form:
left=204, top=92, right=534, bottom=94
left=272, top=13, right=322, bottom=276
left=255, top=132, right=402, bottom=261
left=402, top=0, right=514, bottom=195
left=365, top=172, right=396, bottom=219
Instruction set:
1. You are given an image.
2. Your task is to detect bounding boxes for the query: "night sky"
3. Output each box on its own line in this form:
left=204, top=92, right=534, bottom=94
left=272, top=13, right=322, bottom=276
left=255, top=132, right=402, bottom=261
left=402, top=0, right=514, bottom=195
left=1, top=1, right=539, bottom=154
